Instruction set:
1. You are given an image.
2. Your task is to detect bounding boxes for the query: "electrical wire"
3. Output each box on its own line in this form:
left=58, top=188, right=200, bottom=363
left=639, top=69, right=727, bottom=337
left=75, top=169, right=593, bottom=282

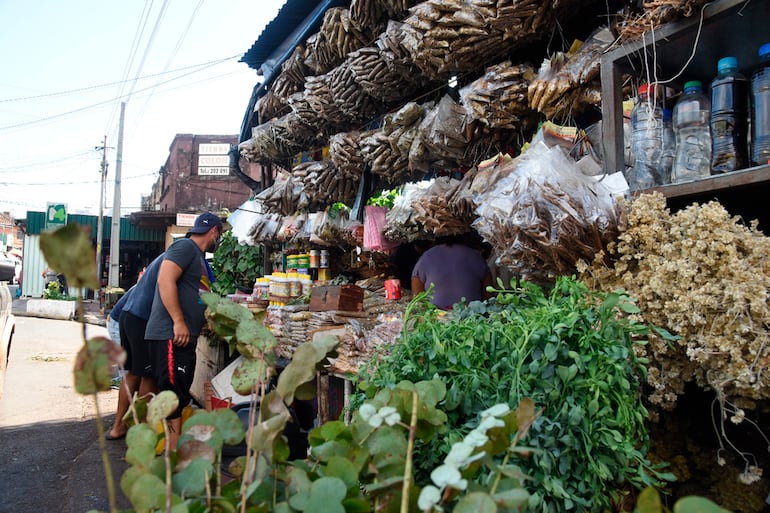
left=131, top=0, right=204, bottom=135
left=105, top=0, right=155, bottom=136
left=0, top=57, right=242, bottom=104
left=0, top=57, right=236, bottom=133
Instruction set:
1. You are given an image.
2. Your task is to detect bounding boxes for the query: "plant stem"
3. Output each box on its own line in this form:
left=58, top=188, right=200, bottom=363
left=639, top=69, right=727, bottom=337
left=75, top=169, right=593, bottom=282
left=93, top=394, right=118, bottom=513
left=163, top=418, right=172, bottom=513
left=400, top=390, right=418, bottom=513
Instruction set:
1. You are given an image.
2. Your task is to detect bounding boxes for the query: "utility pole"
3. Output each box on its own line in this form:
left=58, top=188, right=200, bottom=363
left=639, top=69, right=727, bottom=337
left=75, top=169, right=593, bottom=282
left=108, top=102, right=125, bottom=288
left=95, top=136, right=109, bottom=299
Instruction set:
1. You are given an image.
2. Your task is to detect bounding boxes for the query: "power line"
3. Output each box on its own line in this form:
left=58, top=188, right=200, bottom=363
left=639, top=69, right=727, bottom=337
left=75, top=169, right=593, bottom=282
left=0, top=57, right=237, bottom=133
left=0, top=57, right=236, bottom=104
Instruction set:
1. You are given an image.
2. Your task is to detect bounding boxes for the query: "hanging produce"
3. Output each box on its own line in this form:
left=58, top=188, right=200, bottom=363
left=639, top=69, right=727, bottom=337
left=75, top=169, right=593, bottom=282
left=303, top=8, right=375, bottom=75
left=254, top=173, right=304, bottom=216
left=417, top=94, right=473, bottom=170
left=412, top=176, right=476, bottom=236
left=329, top=62, right=384, bottom=123
left=349, top=0, right=416, bottom=31
left=270, top=45, right=308, bottom=106
left=460, top=60, right=537, bottom=130
left=329, top=131, right=365, bottom=180
left=360, top=101, right=428, bottom=183
left=291, top=160, right=358, bottom=210
left=528, top=27, right=613, bottom=120
left=473, top=141, right=620, bottom=282
left=255, top=91, right=285, bottom=123
left=384, top=181, right=432, bottom=242
left=400, top=0, right=579, bottom=80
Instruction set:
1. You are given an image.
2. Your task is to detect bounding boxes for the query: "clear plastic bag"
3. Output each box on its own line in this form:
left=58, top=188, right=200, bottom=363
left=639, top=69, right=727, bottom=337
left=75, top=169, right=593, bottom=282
left=473, top=141, right=620, bottom=279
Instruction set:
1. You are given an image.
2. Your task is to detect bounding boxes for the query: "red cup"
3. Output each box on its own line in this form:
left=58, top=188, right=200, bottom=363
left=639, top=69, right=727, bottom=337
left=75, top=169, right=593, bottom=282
left=384, top=279, right=401, bottom=300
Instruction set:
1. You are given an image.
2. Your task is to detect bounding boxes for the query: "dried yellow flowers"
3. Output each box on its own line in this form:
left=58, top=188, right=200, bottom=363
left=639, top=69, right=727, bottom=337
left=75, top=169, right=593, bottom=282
left=579, top=192, right=770, bottom=409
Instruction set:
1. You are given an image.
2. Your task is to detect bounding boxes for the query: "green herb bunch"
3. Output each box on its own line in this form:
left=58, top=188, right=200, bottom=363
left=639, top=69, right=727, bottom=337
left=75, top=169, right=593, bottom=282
left=364, top=276, right=675, bottom=512
left=211, top=230, right=263, bottom=296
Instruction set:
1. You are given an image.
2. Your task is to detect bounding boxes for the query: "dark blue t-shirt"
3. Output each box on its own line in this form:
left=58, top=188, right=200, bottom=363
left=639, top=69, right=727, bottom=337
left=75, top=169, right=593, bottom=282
left=122, top=253, right=163, bottom=320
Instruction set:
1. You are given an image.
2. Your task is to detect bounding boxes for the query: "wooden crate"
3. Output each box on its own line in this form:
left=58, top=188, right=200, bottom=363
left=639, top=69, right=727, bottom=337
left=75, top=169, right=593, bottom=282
left=309, top=284, right=364, bottom=312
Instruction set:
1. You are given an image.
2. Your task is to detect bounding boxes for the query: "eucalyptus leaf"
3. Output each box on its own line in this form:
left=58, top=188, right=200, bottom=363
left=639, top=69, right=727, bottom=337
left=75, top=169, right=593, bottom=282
left=39, top=222, right=98, bottom=289
left=74, top=337, right=121, bottom=394
left=454, top=492, right=496, bottom=513
left=305, top=477, right=347, bottom=513
left=172, top=457, right=214, bottom=496
left=147, top=390, right=179, bottom=427
left=277, top=334, right=338, bottom=403
left=125, top=424, right=159, bottom=469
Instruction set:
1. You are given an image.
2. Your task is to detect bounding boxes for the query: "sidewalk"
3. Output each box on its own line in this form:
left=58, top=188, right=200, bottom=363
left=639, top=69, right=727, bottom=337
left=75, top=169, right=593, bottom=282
left=12, top=296, right=106, bottom=326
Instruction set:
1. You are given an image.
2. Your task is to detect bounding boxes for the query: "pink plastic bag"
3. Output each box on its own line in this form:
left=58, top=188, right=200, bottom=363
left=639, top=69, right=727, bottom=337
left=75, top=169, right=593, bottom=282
left=363, top=206, right=398, bottom=252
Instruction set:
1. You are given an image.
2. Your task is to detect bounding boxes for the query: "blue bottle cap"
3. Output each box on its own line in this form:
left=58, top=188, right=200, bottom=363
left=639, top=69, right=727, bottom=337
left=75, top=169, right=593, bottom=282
left=662, top=108, right=672, bottom=121
left=684, top=80, right=703, bottom=92
left=717, top=57, right=738, bottom=74
left=759, top=43, right=770, bottom=58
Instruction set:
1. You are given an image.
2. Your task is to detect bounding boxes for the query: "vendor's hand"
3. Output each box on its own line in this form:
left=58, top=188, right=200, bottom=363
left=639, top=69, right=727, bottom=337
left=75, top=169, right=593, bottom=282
left=172, top=321, right=191, bottom=347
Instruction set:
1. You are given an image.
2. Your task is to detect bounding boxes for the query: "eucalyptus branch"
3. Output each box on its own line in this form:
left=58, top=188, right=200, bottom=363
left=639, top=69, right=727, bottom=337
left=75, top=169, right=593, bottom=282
left=400, top=390, right=419, bottom=513
left=93, top=395, right=118, bottom=513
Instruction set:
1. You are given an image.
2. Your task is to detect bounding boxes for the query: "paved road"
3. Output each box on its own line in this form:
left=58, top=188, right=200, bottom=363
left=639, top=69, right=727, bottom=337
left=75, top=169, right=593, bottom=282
left=0, top=316, right=130, bottom=513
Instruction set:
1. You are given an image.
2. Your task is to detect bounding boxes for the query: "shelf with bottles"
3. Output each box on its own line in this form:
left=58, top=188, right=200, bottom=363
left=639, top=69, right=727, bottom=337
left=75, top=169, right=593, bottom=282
left=600, top=0, right=769, bottom=182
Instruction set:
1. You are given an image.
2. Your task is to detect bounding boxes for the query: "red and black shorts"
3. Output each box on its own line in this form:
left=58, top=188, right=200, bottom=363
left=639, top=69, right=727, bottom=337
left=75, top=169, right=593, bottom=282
left=150, top=339, right=196, bottom=419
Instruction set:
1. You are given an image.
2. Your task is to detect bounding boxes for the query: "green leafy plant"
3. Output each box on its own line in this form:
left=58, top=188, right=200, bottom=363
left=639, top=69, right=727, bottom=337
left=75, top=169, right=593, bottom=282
left=635, top=487, right=732, bottom=513
left=363, top=276, right=676, bottom=512
left=366, top=188, right=399, bottom=209
left=109, top=292, right=540, bottom=513
left=211, top=230, right=263, bottom=295
left=43, top=280, right=65, bottom=300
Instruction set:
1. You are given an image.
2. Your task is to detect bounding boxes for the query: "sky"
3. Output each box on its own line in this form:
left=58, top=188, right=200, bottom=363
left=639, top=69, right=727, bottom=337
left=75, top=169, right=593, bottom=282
left=0, top=0, right=286, bottom=220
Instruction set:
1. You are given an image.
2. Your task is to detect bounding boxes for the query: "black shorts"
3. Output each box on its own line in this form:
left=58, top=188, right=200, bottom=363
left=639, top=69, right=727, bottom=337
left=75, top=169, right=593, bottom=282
left=150, top=339, right=196, bottom=419
left=119, top=311, right=153, bottom=377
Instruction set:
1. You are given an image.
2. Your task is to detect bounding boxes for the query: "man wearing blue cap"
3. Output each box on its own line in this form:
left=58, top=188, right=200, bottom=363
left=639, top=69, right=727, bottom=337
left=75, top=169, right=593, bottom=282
left=144, top=211, right=222, bottom=449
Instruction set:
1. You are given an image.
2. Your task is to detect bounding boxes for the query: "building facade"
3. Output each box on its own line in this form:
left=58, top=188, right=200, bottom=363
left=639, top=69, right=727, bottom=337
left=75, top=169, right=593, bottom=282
left=142, top=134, right=262, bottom=213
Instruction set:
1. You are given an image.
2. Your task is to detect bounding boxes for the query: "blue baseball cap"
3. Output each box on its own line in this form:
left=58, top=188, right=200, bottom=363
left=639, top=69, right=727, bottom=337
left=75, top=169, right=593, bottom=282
left=186, top=212, right=223, bottom=237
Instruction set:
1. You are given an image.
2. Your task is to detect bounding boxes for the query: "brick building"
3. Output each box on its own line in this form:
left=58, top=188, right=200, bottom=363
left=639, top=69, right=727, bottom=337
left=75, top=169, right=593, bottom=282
left=142, top=133, right=262, bottom=213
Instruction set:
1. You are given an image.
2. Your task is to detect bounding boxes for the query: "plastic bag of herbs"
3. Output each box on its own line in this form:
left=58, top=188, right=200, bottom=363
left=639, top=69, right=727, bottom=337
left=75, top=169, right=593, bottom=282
left=360, top=276, right=674, bottom=513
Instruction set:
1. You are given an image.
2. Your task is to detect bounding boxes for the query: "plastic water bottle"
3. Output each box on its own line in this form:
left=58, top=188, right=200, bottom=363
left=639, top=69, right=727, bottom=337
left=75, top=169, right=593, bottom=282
left=658, top=108, right=675, bottom=184
left=627, top=83, right=663, bottom=190
left=752, top=43, right=770, bottom=166
left=711, top=56, right=749, bottom=174
left=672, top=81, right=711, bottom=183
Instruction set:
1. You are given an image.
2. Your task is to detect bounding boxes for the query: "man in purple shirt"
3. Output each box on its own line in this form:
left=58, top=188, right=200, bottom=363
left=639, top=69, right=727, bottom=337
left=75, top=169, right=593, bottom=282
left=411, top=234, right=492, bottom=309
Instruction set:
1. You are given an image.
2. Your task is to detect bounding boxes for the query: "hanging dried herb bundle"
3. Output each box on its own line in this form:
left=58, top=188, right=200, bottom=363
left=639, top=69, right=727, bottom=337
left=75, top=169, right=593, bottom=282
left=579, top=192, right=770, bottom=410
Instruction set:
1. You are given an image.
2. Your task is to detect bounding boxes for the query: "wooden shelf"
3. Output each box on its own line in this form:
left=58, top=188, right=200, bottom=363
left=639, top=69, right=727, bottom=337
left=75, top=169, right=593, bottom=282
left=600, top=0, right=770, bottom=175
left=637, top=165, right=770, bottom=199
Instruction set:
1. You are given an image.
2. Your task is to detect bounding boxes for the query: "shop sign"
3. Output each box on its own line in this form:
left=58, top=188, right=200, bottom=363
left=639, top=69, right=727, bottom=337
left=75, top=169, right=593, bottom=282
left=176, top=213, right=197, bottom=227
left=45, top=203, right=67, bottom=231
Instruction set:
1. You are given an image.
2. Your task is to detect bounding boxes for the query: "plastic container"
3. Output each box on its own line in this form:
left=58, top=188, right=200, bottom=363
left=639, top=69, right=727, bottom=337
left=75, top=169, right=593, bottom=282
left=752, top=43, right=770, bottom=166
left=711, top=56, right=749, bottom=174
left=658, top=108, right=675, bottom=184
left=286, top=254, right=299, bottom=271
left=320, top=250, right=330, bottom=269
left=297, top=253, right=310, bottom=269
left=628, top=83, right=664, bottom=190
left=300, top=277, right=313, bottom=296
left=309, top=250, right=320, bottom=269
left=253, top=277, right=270, bottom=300
left=270, top=272, right=290, bottom=299
left=672, top=80, right=712, bottom=183
left=288, top=272, right=302, bottom=298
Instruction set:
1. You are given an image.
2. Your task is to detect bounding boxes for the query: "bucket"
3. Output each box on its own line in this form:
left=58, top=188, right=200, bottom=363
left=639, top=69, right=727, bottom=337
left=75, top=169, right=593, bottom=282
left=384, top=279, right=401, bottom=300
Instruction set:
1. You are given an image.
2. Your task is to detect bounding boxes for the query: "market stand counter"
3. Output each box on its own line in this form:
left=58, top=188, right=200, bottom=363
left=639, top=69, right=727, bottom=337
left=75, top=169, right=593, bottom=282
left=191, top=289, right=410, bottom=422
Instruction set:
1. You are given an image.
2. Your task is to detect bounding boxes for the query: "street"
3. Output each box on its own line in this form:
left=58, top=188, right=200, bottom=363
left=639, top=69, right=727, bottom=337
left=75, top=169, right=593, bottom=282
left=0, top=316, right=130, bottom=513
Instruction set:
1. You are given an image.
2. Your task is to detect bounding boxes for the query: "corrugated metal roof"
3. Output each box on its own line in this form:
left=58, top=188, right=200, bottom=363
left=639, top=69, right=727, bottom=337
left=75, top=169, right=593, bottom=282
left=240, top=0, right=347, bottom=72
left=25, top=212, right=164, bottom=242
